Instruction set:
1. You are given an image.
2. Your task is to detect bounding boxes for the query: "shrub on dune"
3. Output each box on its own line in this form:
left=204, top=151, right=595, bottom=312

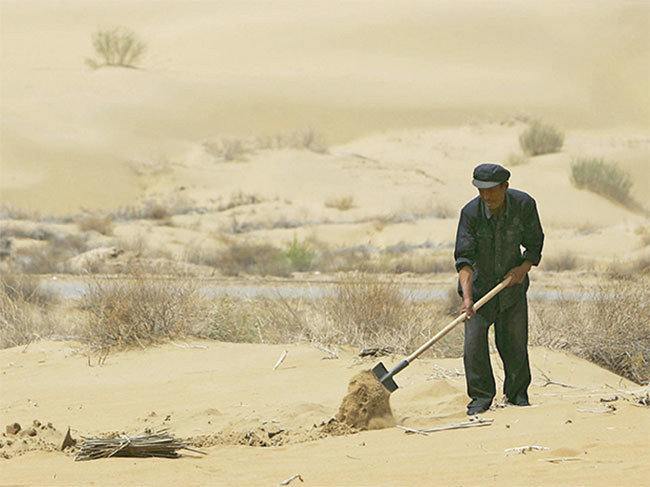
left=519, top=120, right=564, bottom=156
left=86, top=27, right=146, bottom=69
left=570, top=158, right=634, bottom=207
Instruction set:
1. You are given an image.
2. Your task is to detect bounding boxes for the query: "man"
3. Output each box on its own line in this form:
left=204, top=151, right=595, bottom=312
left=454, top=163, right=544, bottom=415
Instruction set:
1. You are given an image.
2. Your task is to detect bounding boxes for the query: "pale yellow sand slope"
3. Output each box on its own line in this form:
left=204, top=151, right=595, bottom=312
left=1, top=0, right=648, bottom=214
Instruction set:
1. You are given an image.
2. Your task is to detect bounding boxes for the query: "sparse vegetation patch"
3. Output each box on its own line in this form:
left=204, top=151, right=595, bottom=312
left=86, top=27, right=146, bottom=69
left=570, top=158, right=634, bottom=207
left=325, top=196, right=355, bottom=211
left=530, top=276, right=650, bottom=384
left=519, top=120, right=564, bottom=156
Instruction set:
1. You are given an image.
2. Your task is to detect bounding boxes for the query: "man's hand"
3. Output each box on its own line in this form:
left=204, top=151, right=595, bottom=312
left=505, top=261, right=533, bottom=286
left=460, top=297, right=475, bottom=320
left=458, top=265, right=475, bottom=319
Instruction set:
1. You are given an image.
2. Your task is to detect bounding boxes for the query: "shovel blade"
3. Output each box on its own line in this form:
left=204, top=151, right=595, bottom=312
left=372, top=362, right=399, bottom=393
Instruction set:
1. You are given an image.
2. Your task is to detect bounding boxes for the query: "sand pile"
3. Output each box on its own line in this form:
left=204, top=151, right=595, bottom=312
left=1, top=420, right=73, bottom=459
left=335, top=370, right=396, bottom=430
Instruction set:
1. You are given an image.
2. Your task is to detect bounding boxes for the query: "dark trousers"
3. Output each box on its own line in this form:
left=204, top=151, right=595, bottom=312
left=463, top=295, right=531, bottom=410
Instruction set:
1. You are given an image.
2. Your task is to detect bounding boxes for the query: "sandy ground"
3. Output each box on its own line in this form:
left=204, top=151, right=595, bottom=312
left=1, top=340, right=648, bottom=486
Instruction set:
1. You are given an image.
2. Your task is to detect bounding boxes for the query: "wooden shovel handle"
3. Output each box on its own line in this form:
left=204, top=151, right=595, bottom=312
left=406, top=276, right=513, bottom=363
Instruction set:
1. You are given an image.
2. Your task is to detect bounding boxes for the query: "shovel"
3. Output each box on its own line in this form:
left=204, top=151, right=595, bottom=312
left=372, top=276, right=513, bottom=393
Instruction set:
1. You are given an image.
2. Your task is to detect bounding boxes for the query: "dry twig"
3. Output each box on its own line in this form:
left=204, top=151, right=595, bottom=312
left=397, top=418, right=493, bottom=435
left=273, top=350, right=288, bottom=370
left=279, top=474, right=304, bottom=485
left=505, top=445, right=549, bottom=454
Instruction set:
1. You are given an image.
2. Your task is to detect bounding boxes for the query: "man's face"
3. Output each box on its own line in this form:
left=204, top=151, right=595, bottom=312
left=478, top=182, right=508, bottom=211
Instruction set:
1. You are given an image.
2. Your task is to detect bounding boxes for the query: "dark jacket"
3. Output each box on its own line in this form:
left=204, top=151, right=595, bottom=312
left=454, top=188, right=544, bottom=313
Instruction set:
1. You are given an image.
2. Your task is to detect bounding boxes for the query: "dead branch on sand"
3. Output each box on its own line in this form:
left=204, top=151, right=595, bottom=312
left=397, top=418, right=493, bottom=435
left=312, top=342, right=339, bottom=359
left=74, top=429, right=205, bottom=461
left=543, top=457, right=582, bottom=463
left=536, top=368, right=575, bottom=388
left=505, top=445, right=549, bottom=454
left=577, top=407, right=616, bottom=414
left=273, top=350, right=288, bottom=370
left=279, top=474, right=304, bottom=485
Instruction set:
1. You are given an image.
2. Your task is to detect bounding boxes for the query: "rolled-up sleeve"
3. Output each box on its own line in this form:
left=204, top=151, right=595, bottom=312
left=454, top=208, right=476, bottom=272
left=521, top=199, right=544, bottom=266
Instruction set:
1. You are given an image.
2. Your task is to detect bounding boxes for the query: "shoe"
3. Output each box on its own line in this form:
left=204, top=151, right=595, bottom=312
left=506, top=398, right=530, bottom=407
left=467, top=405, right=490, bottom=416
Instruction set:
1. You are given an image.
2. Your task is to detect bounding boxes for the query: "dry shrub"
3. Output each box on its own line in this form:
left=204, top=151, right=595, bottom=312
left=80, top=272, right=203, bottom=352
left=507, top=152, right=528, bottom=166
left=0, top=274, right=55, bottom=348
left=196, top=297, right=262, bottom=343
left=606, top=256, right=650, bottom=280
left=636, top=226, right=650, bottom=247
left=14, top=234, right=89, bottom=274
left=318, top=273, right=455, bottom=355
left=570, top=158, right=634, bottom=207
left=390, top=255, right=451, bottom=274
left=86, top=27, right=146, bottom=69
left=190, top=275, right=462, bottom=358
left=214, top=242, right=291, bottom=277
left=77, top=214, right=115, bottom=235
left=114, top=196, right=196, bottom=221
left=203, top=138, right=248, bottom=162
left=542, top=251, right=580, bottom=271
left=1, top=274, right=57, bottom=307
left=325, top=196, right=355, bottom=211
left=519, top=120, right=564, bottom=156
left=530, top=276, right=650, bottom=384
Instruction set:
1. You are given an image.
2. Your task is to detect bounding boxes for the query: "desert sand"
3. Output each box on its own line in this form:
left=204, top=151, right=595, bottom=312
left=1, top=0, right=649, bottom=486
left=1, top=341, right=649, bottom=486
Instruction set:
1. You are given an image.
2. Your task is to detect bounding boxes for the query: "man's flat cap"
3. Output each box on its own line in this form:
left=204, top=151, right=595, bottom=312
left=472, top=163, right=510, bottom=188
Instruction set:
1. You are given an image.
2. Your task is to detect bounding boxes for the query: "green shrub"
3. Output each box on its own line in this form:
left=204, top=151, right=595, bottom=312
left=570, top=158, right=633, bottom=205
left=86, top=27, right=146, bottom=69
left=285, top=236, right=315, bottom=272
left=519, top=121, right=564, bottom=156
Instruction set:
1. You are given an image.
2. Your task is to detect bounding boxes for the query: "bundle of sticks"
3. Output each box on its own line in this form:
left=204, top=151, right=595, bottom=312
left=74, top=428, right=205, bottom=461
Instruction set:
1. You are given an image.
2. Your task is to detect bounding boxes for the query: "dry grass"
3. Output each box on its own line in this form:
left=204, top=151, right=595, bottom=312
left=530, top=276, right=650, bottom=384
left=541, top=250, right=580, bottom=271
left=0, top=274, right=55, bottom=349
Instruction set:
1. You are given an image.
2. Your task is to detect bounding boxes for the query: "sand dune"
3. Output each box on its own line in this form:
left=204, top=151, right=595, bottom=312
left=1, top=0, right=648, bottom=214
